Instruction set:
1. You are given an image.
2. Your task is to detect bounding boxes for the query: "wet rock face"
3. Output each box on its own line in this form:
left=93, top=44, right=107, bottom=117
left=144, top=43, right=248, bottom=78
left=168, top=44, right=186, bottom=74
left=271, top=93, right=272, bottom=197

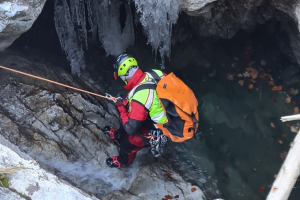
left=177, top=0, right=300, bottom=66
left=0, top=54, right=119, bottom=163
left=0, top=84, right=117, bottom=162
left=271, top=0, right=299, bottom=21
left=178, top=0, right=298, bottom=38
left=0, top=53, right=118, bottom=196
left=0, top=0, right=46, bottom=50
left=179, top=0, right=273, bottom=38
left=0, top=140, right=97, bottom=200
left=178, top=0, right=218, bottom=16
left=0, top=52, right=206, bottom=200
left=0, top=188, right=27, bottom=200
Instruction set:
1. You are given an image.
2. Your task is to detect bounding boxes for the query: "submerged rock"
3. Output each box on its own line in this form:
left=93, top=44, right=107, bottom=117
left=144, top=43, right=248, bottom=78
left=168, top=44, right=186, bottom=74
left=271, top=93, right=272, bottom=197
left=0, top=52, right=206, bottom=200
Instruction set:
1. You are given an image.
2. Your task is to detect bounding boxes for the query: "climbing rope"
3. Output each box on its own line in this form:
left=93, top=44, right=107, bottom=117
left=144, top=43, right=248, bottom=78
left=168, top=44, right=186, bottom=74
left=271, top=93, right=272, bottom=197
left=0, top=65, right=117, bottom=102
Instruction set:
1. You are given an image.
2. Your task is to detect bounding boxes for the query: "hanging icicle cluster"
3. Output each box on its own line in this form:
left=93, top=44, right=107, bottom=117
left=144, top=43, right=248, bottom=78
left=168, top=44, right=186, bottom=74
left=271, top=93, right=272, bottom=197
left=54, top=0, right=180, bottom=75
left=54, top=0, right=134, bottom=76
left=54, top=0, right=86, bottom=76
left=134, top=0, right=180, bottom=68
left=86, top=0, right=134, bottom=56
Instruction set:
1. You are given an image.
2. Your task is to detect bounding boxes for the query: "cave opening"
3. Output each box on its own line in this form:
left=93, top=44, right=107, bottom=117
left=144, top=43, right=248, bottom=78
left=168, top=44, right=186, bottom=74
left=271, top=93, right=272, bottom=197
left=5, top=1, right=300, bottom=200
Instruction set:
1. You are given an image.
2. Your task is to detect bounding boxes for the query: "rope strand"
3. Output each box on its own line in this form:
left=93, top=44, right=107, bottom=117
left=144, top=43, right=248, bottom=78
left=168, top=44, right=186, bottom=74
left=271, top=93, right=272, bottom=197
left=0, top=65, right=116, bottom=101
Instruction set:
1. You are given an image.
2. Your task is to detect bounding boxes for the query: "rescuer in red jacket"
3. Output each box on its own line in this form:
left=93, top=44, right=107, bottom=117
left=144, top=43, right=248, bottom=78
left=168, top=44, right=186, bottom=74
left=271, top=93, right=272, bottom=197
left=104, top=54, right=167, bottom=168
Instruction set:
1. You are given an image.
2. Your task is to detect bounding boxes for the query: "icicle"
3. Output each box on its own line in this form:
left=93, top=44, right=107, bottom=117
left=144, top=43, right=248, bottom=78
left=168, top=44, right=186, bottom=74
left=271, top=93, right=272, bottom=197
left=134, top=0, right=181, bottom=68
left=96, top=0, right=135, bottom=56
left=70, top=0, right=88, bottom=49
left=54, top=0, right=85, bottom=76
left=79, top=0, right=88, bottom=49
left=54, top=0, right=135, bottom=75
left=86, top=0, right=97, bottom=41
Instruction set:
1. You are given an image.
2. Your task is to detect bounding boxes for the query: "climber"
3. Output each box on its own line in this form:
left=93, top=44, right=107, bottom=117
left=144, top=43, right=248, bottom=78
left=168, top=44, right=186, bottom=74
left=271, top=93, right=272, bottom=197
left=104, top=53, right=168, bottom=168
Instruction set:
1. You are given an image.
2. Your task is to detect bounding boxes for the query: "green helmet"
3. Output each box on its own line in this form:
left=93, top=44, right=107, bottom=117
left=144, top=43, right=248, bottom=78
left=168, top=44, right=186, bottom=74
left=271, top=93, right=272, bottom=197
left=113, top=54, right=138, bottom=78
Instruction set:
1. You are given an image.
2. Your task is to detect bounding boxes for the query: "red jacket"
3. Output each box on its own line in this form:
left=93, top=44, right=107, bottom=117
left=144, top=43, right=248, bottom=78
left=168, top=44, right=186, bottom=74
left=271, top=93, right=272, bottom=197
left=116, top=69, right=150, bottom=135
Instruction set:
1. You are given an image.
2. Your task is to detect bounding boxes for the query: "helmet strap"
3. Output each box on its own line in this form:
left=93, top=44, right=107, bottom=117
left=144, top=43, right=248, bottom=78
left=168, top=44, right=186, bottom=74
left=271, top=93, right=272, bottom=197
left=113, top=72, right=117, bottom=80
left=120, top=75, right=127, bottom=84
left=121, top=66, right=138, bottom=84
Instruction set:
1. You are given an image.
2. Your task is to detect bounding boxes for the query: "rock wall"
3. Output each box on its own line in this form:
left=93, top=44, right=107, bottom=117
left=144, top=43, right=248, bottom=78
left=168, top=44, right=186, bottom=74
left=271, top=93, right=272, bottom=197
left=0, top=137, right=97, bottom=200
left=1, top=0, right=300, bottom=67
left=0, top=51, right=206, bottom=200
left=179, top=0, right=273, bottom=38
left=176, top=0, right=300, bottom=66
left=0, top=0, right=47, bottom=51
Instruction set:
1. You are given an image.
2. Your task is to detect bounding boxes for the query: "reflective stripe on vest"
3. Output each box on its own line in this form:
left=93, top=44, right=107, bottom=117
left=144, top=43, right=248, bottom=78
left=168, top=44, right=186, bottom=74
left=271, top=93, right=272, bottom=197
left=128, top=70, right=167, bottom=124
left=145, top=69, right=165, bottom=83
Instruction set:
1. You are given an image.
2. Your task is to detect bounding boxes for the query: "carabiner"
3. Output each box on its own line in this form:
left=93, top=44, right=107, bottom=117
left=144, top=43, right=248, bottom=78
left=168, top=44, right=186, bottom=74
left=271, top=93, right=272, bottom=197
left=105, top=93, right=116, bottom=102
left=105, top=93, right=112, bottom=99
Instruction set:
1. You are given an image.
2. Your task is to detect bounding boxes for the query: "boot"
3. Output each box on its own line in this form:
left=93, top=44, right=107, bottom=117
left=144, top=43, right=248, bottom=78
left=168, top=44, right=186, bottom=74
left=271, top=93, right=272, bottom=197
left=106, top=156, right=125, bottom=168
left=103, top=126, right=120, bottom=146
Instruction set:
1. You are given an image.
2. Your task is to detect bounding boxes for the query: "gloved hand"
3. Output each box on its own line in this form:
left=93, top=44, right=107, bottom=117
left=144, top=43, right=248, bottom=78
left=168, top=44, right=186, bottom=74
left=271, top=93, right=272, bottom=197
left=115, top=97, right=123, bottom=107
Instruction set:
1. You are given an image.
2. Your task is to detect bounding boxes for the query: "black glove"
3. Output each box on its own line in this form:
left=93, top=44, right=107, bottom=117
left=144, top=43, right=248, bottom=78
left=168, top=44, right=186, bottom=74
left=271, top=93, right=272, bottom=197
left=115, top=97, right=123, bottom=107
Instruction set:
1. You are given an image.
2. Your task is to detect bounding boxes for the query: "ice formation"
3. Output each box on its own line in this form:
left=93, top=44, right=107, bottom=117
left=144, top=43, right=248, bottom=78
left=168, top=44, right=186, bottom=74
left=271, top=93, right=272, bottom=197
left=134, top=0, right=181, bottom=68
left=86, top=0, right=134, bottom=56
left=54, top=0, right=134, bottom=76
left=70, top=0, right=88, bottom=49
left=54, top=0, right=85, bottom=76
left=54, top=0, right=180, bottom=75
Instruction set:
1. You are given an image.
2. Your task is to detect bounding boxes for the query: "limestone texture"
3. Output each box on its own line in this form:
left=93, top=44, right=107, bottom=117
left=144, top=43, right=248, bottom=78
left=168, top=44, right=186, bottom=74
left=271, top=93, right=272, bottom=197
left=0, top=51, right=206, bottom=200
left=0, top=0, right=47, bottom=51
left=176, top=0, right=300, bottom=66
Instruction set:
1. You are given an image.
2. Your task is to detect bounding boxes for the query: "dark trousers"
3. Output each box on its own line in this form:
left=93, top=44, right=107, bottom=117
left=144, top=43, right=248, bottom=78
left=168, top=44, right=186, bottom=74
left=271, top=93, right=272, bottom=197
left=115, top=126, right=150, bottom=166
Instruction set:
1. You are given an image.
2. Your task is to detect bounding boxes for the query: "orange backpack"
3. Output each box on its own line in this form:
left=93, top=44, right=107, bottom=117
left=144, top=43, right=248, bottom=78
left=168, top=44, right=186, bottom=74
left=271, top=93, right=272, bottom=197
left=145, top=71, right=199, bottom=142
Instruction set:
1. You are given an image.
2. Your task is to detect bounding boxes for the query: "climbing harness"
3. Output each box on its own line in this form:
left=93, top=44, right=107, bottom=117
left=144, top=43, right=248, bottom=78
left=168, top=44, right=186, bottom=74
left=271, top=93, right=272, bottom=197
left=0, top=65, right=117, bottom=102
left=149, top=129, right=167, bottom=157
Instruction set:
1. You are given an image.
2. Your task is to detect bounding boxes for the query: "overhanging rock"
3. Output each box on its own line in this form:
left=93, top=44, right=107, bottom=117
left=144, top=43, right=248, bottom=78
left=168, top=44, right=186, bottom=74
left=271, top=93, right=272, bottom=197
left=0, top=0, right=46, bottom=51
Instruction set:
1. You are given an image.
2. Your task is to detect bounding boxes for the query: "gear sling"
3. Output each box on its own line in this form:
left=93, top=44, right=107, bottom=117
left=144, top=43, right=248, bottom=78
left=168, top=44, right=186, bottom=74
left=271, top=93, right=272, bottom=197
left=134, top=70, right=199, bottom=143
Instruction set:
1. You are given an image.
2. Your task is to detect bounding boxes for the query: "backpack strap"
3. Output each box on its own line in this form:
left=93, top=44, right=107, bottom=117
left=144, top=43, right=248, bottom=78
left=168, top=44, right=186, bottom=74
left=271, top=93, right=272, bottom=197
left=132, top=83, right=158, bottom=125
left=133, top=83, right=157, bottom=96
left=188, top=114, right=199, bottom=133
left=187, top=113, right=198, bottom=140
left=147, top=70, right=161, bottom=83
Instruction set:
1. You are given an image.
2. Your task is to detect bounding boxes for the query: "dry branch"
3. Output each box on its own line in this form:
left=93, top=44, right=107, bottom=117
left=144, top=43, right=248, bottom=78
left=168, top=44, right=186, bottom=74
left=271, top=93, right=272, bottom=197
left=0, top=165, right=27, bottom=174
left=266, top=129, right=300, bottom=200
left=280, top=114, right=300, bottom=122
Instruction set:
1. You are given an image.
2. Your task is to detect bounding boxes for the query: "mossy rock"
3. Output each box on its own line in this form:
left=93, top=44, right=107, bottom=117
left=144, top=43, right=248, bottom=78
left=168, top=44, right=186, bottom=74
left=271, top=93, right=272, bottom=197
left=0, top=177, right=9, bottom=188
